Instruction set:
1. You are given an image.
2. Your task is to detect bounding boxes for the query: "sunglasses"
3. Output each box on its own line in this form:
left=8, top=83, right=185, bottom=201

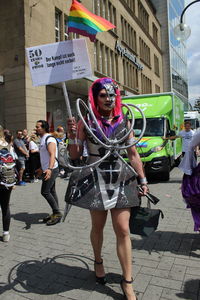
left=98, top=93, right=116, bottom=98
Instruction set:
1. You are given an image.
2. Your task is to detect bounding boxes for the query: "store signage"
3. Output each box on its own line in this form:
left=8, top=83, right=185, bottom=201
left=26, top=39, right=92, bottom=86
left=115, top=41, right=144, bottom=70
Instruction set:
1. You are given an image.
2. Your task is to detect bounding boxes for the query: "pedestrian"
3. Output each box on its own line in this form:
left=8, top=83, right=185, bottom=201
left=22, top=129, right=30, bottom=150
left=54, top=126, right=69, bottom=178
left=165, top=121, right=198, bottom=158
left=22, top=129, right=30, bottom=179
left=29, top=134, right=40, bottom=183
left=179, top=130, right=200, bottom=231
left=0, top=125, right=15, bottom=242
left=66, top=77, right=148, bottom=300
left=4, top=132, right=18, bottom=161
left=35, top=120, right=62, bottom=225
left=178, top=121, right=195, bottom=157
left=3, top=129, right=10, bottom=136
left=56, top=126, right=66, bottom=143
left=13, top=130, right=29, bottom=186
left=59, top=133, right=71, bottom=179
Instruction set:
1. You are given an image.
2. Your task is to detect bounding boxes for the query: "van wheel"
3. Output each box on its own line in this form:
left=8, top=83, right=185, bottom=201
left=174, top=156, right=182, bottom=167
left=161, top=170, right=170, bottom=181
left=161, top=160, right=170, bottom=181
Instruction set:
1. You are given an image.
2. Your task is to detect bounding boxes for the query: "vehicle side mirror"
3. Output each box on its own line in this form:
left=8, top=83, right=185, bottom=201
left=166, top=130, right=175, bottom=137
left=169, top=130, right=176, bottom=136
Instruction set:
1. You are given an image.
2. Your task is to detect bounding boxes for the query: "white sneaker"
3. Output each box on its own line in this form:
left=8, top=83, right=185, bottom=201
left=3, top=233, right=10, bottom=242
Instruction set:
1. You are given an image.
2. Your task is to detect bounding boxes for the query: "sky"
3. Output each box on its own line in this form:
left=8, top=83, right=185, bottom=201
left=185, top=0, right=200, bottom=104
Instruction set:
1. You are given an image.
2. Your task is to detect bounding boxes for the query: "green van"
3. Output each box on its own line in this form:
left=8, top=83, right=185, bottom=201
left=122, top=92, right=184, bottom=180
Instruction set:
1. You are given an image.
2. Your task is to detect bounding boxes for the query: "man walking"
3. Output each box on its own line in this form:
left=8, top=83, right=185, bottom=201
left=35, top=120, right=62, bottom=225
left=14, top=130, right=29, bottom=186
left=178, top=121, right=195, bottom=156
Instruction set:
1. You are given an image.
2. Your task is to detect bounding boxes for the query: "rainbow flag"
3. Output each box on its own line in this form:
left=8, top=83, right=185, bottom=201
left=68, top=0, right=116, bottom=42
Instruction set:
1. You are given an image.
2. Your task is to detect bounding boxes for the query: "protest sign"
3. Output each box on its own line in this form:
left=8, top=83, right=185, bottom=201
left=26, top=39, right=92, bottom=86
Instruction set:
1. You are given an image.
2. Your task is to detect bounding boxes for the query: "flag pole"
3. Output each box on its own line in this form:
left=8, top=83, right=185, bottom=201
left=61, top=81, right=73, bottom=118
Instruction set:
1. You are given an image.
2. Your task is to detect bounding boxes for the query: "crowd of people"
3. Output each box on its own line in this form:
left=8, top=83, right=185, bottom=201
left=0, top=124, right=68, bottom=238
left=1, top=77, right=200, bottom=300
left=2, top=126, right=68, bottom=185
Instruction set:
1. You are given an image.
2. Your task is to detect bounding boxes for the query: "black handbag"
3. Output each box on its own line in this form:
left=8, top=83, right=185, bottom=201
left=129, top=192, right=164, bottom=237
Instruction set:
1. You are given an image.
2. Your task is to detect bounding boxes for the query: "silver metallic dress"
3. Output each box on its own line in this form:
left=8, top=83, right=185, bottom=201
left=65, top=118, right=140, bottom=210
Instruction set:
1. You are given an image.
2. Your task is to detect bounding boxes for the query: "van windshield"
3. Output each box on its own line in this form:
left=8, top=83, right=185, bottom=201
left=133, top=118, right=164, bottom=137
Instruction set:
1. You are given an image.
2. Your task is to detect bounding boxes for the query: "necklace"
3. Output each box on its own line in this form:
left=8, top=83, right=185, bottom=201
left=101, top=115, right=113, bottom=120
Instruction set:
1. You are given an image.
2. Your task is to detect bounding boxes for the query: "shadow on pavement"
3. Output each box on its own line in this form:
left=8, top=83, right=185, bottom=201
left=147, top=165, right=182, bottom=184
left=11, top=212, right=50, bottom=230
left=166, top=179, right=182, bottom=184
left=147, top=178, right=182, bottom=185
left=0, top=254, right=123, bottom=299
left=131, top=231, right=200, bottom=258
left=176, top=279, right=200, bottom=299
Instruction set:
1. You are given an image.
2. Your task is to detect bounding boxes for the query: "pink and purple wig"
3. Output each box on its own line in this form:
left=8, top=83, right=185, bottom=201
left=88, top=78, right=123, bottom=138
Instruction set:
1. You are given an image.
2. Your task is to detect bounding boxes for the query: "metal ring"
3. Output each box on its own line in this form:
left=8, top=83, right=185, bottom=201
left=66, top=98, right=146, bottom=171
left=114, top=103, right=146, bottom=150
left=64, top=150, right=112, bottom=170
left=76, top=99, right=111, bottom=149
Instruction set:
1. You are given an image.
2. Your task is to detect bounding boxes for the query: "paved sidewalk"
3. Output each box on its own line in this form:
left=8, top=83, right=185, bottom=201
left=0, top=167, right=200, bottom=300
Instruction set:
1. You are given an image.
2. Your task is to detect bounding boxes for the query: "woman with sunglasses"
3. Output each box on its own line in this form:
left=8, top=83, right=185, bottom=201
left=66, top=77, right=148, bottom=300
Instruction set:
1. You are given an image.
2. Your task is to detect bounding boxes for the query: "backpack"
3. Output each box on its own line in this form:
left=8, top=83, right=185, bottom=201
left=45, top=135, right=68, bottom=168
left=0, top=148, right=16, bottom=187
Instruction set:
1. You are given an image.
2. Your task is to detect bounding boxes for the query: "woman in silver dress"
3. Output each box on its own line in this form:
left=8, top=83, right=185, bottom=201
left=66, top=78, right=148, bottom=300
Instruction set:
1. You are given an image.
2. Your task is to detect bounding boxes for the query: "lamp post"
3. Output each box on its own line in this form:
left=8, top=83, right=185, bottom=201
left=174, top=0, right=200, bottom=41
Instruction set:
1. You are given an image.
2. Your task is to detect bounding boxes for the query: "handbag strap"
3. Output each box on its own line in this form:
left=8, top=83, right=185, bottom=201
left=138, top=186, right=159, bottom=205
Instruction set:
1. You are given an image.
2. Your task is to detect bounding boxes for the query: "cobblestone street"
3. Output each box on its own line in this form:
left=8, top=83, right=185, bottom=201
left=0, top=167, right=200, bottom=300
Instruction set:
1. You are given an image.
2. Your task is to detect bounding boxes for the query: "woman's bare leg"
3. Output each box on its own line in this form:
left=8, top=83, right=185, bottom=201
left=111, top=208, right=136, bottom=300
left=90, top=210, right=108, bottom=277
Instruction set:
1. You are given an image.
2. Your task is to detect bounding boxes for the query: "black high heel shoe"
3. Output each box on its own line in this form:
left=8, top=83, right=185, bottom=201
left=120, top=277, right=138, bottom=300
left=94, top=259, right=107, bottom=285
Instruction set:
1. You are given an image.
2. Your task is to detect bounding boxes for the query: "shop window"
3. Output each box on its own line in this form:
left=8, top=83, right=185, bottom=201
left=121, top=16, right=137, bottom=52
left=94, top=41, right=118, bottom=80
left=108, top=2, right=117, bottom=34
left=64, top=16, right=69, bottom=40
left=154, top=55, right=160, bottom=77
left=139, top=38, right=151, bottom=67
left=94, top=0, right=117, bottom=34
left=55, top=9, right=62, bottom=42
left=123, top=58, right=138, bottom=90
left=155, top=84, right=160, bottom=93
left=138, top=0, right=149, bottom=32
left=141, top=74, right=152, bottom=94
left=123, top=0, right=135, bottom=13
left=152, top=23, right=158, bottom=45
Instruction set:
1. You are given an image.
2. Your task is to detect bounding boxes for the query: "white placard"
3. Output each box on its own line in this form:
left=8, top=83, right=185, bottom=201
left=26, top=39, right=92, bottom=86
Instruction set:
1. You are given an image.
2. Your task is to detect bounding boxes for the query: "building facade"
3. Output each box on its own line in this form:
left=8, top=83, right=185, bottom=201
left=0, top=0, right=163, bottom=131
left=151, top=0, right=188, bottom=106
